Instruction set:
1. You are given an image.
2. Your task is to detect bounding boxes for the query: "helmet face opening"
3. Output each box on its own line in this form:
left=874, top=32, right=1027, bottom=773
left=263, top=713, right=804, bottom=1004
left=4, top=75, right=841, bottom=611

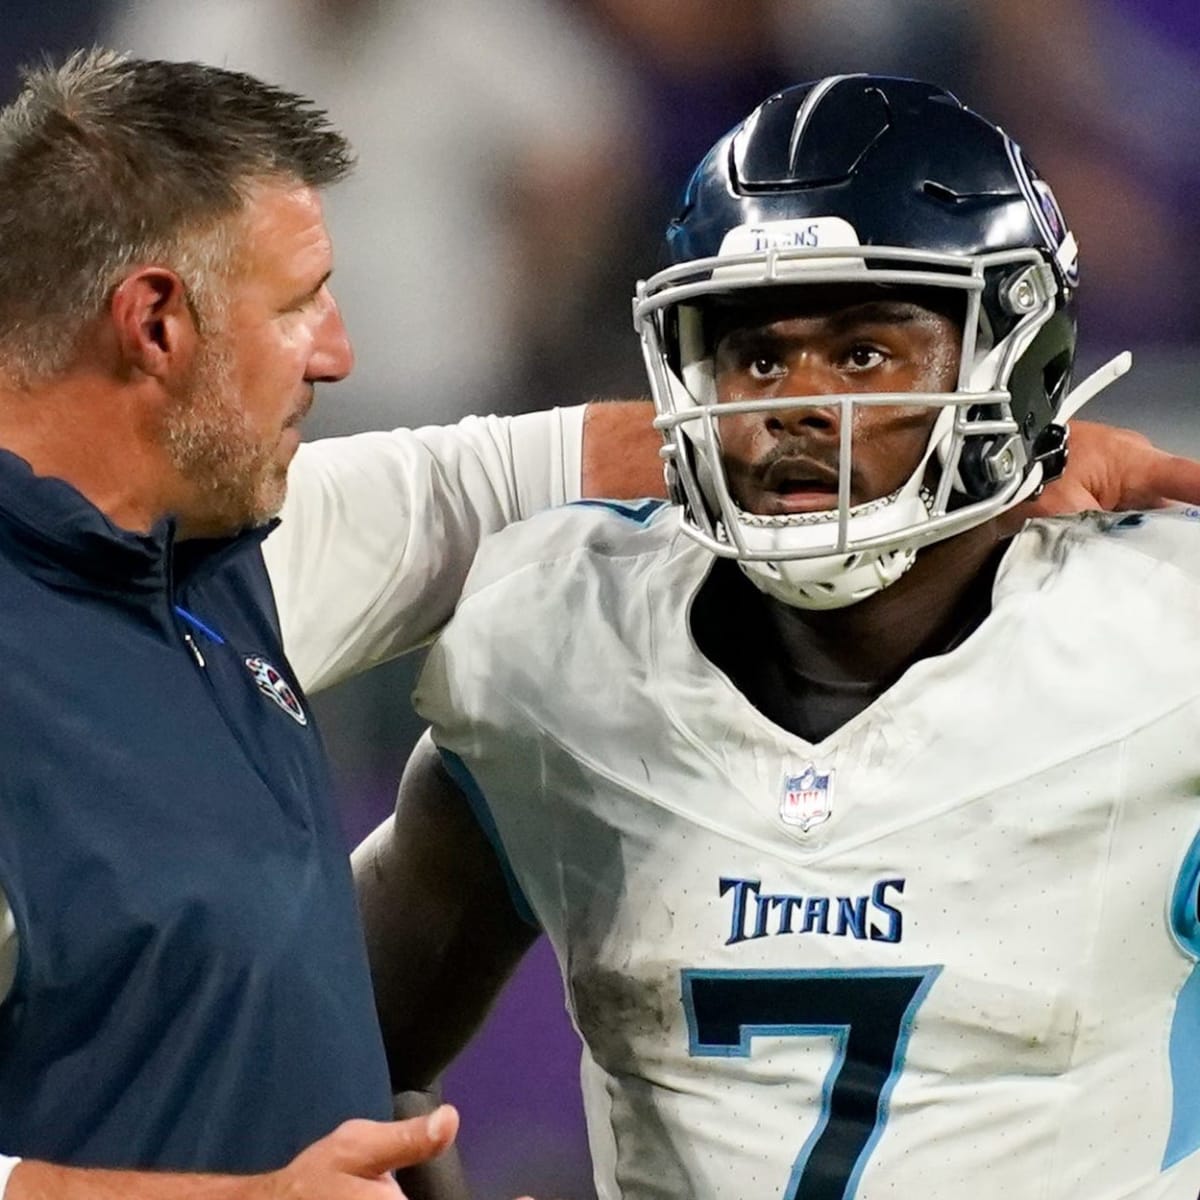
left=634, top=75, right=1091, bottom=610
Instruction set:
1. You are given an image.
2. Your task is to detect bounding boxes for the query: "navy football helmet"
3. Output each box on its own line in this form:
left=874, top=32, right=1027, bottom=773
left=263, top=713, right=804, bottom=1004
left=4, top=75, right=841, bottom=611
left=634, top=75, right=1130, bottom=609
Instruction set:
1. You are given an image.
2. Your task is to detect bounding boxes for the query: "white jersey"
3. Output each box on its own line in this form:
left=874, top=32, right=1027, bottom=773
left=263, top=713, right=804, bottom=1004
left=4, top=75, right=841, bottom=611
left=416, top=500, right=1200, bottom=1200
left=263, top=407, right=582, bottom=692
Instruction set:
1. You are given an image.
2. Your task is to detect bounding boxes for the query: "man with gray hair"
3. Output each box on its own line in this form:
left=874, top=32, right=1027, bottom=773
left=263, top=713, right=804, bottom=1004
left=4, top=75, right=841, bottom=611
left=0, top=47, right=1196, bottom=1200
left=0, top=49, right=485, bottom=1199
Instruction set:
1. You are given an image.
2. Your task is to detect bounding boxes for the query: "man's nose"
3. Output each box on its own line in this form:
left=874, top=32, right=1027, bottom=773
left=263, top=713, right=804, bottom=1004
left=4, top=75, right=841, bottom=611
left=763, top=363, right=842, bottom=438
left=308, top=295, right=354, bottom=383
left=764, top=401, right=841, bottom=438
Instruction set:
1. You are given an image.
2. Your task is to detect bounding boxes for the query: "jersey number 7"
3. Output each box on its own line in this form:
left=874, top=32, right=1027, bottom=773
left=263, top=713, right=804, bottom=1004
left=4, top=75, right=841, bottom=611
left=682, top=966, right=941, bottom=1200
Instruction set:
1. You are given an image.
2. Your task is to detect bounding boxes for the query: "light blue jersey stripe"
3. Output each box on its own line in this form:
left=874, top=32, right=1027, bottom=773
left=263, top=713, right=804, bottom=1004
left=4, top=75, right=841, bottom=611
left=1164, top=827, right=1200, bottom=1168
left=437, top=747, right=539, bottom=930
left=569, top=498, right=666, bottom=524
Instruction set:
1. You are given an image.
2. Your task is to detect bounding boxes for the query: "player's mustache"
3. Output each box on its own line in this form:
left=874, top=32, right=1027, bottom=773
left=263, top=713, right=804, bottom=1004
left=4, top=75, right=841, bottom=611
left=753, top=441, right=846, bottom=491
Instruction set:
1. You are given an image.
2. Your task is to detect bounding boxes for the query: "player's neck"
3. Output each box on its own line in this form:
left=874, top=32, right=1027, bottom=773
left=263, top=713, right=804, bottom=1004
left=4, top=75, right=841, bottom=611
left=764, top=522, right=1009, bottom=691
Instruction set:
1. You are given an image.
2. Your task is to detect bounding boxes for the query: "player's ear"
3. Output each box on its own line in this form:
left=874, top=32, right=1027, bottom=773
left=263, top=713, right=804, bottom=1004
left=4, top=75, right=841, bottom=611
left=109, top=267, right=199, bottom=380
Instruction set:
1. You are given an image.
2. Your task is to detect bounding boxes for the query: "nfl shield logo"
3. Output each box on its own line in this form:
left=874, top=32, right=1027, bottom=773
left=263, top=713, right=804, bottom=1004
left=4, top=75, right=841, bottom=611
left=244, top=656, right=308, bottom=726
left=780, top=765, right=834, bottom=832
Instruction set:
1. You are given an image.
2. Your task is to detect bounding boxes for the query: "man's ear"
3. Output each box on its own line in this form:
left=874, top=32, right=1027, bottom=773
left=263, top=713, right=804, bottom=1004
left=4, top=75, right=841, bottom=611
left=109, top=267, right=198, bottom=379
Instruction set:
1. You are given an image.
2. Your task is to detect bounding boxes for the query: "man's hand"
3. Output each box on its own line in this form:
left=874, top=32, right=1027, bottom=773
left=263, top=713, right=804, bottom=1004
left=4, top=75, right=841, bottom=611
left=264, top=1107, right=460, bottom=1197
left=1007, top=419, right=1200, bottom=531
left=6, top=1107, right=474, bottom=1200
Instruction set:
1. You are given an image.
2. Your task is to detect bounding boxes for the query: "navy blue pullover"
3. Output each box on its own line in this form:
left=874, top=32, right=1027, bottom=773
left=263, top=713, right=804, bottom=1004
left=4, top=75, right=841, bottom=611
left=0, top=448, right=392, bottom=1172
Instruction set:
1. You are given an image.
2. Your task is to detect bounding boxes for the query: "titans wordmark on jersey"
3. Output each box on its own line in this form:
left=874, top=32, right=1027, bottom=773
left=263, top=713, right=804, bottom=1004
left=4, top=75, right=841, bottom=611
left=416, top=502, right=1200, bottom=1200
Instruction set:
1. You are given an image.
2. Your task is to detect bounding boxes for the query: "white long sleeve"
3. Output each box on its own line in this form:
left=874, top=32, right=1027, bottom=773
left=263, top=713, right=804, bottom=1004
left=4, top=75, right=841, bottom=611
left=263, top=406, right=584, bottom=694
left=0, top=1153, right=20, bottom=1197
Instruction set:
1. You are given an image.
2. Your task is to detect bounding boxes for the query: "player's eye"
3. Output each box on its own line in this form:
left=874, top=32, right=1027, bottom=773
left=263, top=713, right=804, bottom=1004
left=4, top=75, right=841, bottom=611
left=747, top=354, right=786, bottom=381
left=844, top=344, right=886, bottom=370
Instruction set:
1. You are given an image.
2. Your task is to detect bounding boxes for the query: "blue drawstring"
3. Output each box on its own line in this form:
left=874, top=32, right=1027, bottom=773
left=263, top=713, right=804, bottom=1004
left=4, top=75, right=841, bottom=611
left=174, top=605, right=226, bottom=646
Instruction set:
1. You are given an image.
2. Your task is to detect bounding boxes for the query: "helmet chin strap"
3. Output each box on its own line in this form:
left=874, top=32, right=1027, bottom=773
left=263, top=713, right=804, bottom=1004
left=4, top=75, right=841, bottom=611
left=735, top=490, right=935, bottom=611
left=1057, top=351, right=1133, bottom=423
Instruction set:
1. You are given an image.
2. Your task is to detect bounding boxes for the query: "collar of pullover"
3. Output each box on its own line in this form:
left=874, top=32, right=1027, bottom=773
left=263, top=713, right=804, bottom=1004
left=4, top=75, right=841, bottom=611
left=0, top=446, right=277, bottom=598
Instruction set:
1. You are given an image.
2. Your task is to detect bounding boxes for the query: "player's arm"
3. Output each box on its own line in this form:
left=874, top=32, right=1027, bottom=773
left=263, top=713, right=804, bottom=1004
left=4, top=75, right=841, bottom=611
left=267, top=402, right=657, bottom=694
left=268, top=409, right=585, bottom=694
left=353, top=730, right=538, bottom=1085
left=353, top=732, right=540, bottom=1200
left=580, top=399, right=664, bottom=498
left=4, top=1108, right=462, bottom=1199
left=266, top=400, right=657, bottom=694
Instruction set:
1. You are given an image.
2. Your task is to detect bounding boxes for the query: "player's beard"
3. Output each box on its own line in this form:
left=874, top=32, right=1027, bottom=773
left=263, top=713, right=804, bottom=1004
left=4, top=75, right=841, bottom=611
left=161, top=330, right=290, bottom=537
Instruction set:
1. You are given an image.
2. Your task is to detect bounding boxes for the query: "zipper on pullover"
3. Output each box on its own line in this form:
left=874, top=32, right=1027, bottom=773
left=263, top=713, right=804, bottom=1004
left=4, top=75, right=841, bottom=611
left=182, top=630, right=206, bottom=669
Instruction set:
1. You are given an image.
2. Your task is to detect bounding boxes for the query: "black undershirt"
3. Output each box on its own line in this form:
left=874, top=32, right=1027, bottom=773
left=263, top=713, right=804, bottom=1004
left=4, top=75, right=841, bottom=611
left=689, top=552, right=1005, bottom=744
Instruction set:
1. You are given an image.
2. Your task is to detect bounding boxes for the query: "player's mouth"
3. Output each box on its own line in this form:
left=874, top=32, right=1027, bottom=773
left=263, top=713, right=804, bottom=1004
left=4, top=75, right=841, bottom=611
left=757, top=459, right=843, bottom=514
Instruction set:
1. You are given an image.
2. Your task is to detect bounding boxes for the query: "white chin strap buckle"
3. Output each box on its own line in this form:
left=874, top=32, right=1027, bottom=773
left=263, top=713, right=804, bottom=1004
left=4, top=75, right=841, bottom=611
left=1058, top=351, right=1133, bottom=423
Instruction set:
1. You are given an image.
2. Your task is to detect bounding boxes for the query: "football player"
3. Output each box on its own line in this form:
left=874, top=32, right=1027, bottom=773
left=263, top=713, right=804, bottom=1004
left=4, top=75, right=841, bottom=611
left=355, top=76, right=1200, bottom=1200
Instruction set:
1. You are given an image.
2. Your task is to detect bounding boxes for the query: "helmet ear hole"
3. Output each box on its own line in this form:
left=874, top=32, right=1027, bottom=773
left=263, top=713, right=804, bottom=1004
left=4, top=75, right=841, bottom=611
left=1043, top=350, right=1072, bottom=410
